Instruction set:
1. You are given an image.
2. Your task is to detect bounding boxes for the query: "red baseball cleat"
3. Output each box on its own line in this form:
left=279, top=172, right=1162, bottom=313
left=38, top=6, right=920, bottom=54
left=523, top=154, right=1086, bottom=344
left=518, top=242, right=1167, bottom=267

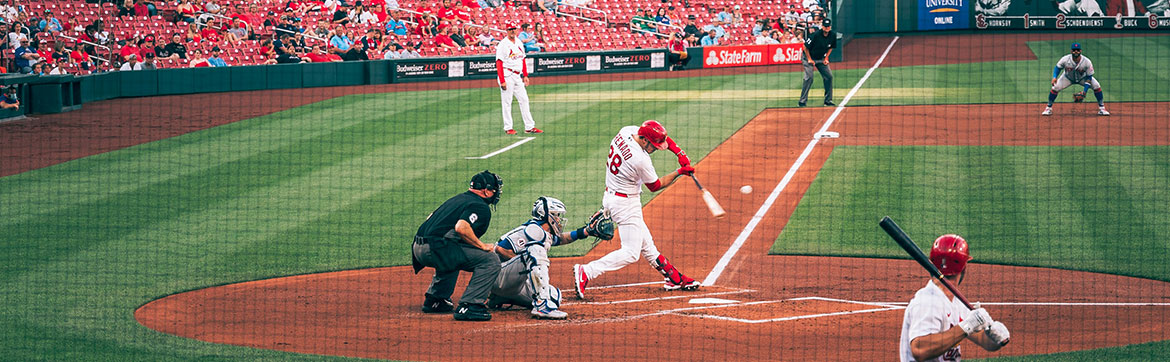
left=664, top=274, right=701, bottom=291
left=525, top=128, right=543, bottom=134
left=506, top=129, right=517, bottom=135
left=573, top=264, right=588, bottom=299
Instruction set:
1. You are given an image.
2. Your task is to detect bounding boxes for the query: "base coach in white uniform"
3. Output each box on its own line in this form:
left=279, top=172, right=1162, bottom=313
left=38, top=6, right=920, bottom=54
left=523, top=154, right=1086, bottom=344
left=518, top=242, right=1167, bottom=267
left=496, top=22, right=542, bottom=135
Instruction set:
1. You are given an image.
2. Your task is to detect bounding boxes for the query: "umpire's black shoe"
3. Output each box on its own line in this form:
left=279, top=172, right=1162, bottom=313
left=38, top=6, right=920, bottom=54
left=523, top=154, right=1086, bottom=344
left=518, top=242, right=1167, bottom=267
left=421, top=296, right=454, bottom=313
left=824, top=101, right=836, bottom=106
left=453, top=303, right=492, bottom=321
left=798, top=102, right=806, bottom=107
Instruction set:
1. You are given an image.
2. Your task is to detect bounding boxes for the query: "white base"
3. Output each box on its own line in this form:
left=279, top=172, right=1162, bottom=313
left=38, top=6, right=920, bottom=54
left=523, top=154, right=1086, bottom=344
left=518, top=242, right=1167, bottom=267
left=814, top=131, right=840, bottom=139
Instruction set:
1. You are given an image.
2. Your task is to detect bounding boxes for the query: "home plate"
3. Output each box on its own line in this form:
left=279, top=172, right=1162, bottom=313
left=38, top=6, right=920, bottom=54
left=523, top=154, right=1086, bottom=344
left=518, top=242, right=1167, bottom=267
left=689, top=298, right=740, bottom=304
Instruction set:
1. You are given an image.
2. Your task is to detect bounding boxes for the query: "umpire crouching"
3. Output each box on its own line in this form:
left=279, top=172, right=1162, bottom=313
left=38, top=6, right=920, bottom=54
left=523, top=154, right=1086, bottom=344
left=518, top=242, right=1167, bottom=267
left=799, top=18, right=837, bottom=107
left=413, top=170, right=504, bottom=321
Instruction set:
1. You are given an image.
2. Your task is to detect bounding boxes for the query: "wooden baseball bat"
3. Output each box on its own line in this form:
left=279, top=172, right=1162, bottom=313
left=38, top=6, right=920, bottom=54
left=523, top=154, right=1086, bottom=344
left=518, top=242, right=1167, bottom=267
left=690, top=175, right=726, bottom=218
left=879, top=216, right=973, bottom=309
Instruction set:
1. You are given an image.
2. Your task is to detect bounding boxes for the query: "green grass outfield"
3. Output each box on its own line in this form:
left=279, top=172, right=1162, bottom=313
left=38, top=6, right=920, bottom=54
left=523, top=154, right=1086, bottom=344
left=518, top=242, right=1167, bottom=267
left=0, top=35, right=1167, bottom=360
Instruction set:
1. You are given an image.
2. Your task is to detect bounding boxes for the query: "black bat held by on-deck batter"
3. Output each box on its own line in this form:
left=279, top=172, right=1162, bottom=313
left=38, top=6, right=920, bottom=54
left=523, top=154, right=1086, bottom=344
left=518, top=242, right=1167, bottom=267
left=879, top=216, right=974, bottom=309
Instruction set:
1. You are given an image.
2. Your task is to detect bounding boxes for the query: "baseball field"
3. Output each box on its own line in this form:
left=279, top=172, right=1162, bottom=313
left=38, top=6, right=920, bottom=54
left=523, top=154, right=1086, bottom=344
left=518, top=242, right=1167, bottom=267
left=2, top=33, right=1169, bottom=360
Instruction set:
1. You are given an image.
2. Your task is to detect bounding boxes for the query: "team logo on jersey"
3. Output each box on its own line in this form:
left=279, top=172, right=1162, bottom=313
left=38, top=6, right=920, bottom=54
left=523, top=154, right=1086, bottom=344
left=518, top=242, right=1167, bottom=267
left=469, top=213, right=479, bottom=223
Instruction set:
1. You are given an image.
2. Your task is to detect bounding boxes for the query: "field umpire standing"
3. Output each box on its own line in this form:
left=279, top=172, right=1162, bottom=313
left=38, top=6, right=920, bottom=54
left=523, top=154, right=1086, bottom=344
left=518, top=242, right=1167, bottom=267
left=799, top=18, right=837, bottom=107
left=413, top=170, right=504, bottom=321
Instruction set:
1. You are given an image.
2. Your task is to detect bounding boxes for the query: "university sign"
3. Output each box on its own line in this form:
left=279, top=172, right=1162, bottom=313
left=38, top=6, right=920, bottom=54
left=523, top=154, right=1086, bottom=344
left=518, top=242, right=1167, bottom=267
left=920, top=0, right=970, bottom=30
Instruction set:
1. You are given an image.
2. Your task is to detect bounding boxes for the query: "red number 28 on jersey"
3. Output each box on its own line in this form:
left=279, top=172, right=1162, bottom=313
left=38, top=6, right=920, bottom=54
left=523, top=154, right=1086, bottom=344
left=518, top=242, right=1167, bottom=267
left=608, top=145, right=623, bottom=175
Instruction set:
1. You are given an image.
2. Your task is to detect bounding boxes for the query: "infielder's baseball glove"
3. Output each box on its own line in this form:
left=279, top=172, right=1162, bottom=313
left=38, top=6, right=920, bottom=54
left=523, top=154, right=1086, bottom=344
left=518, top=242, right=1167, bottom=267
left=584, top=208, right=615, bottom=240
left=1073, top=91, right=1086, bottom=102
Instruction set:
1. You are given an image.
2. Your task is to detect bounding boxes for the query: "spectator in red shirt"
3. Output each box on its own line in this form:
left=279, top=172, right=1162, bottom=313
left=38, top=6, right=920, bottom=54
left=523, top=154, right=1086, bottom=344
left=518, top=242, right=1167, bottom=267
left=134, top=0, right=151, bottom=17
left=138, top=37, right=157, bottom=58
left=372, top=4, right=388, bottom=22
left=666, top=31, right=690, bottom=71
left=434, top=26, right=460, bottom=49
left=302, top=44, right=341, bottom=62
left=437, top=0, right=457, bottom=22
left=119, top=40, right=141, bottom=61
left=462, top=0, right=481, bottom=9
left=200, top=23, right=221, bottom=43
left=188, top=49, right=210, bottom=67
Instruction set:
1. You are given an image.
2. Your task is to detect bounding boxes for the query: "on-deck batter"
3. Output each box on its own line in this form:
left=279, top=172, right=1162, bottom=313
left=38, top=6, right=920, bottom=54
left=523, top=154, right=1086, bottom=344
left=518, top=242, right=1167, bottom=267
left=900, top=234, right=1011, bottom=361
left=1043, top=43, right=1109, bottom=116
left=573, top=120, right=699, bottom=299
left=496, top=22, right=542, bottom=135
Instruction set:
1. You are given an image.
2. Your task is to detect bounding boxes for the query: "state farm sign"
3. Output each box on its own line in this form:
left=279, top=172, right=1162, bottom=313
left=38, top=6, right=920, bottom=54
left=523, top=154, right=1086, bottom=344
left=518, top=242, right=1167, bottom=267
left=703, top=43, right=803, bottom=68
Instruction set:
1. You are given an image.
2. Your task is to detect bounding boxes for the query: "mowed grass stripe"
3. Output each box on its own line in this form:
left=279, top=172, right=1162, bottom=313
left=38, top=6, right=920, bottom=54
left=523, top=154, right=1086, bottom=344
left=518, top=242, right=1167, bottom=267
left=0, top=95, right=465, bottom=279
left=774, top=146, right=1170, bottom=282
left=0, top=94, right=453, bottom=228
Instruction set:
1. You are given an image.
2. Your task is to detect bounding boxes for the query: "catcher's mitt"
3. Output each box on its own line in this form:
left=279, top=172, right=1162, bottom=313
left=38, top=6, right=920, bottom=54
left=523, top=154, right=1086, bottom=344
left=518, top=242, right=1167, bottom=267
left=584, top=208, right=615, bottom=240
left=1073, top=91, right=1086, bottom=103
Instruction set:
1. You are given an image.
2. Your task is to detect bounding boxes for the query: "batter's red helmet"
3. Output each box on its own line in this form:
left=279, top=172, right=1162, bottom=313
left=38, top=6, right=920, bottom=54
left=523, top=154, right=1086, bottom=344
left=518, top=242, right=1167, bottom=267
left=930, top=234, right=972, bottom=276
left=638, top=120, right=668, bottom=150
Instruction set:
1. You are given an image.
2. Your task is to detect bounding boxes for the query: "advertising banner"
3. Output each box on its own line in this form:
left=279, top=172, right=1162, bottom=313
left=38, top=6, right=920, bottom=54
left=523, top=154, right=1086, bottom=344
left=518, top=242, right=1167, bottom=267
left=702, top=43, right=804, bottom=68
left=393, top=60, right=455, bottom=80
left=533, top=54, right=591, bottom=73
left=973, top=0, right=1170, bottom=30
left=919, top=0, right=971, bottom=30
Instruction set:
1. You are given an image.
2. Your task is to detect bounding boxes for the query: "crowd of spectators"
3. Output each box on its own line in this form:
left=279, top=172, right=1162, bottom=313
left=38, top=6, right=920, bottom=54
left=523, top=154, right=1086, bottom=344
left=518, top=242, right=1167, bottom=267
left=4, top=0, right=832, bottom=74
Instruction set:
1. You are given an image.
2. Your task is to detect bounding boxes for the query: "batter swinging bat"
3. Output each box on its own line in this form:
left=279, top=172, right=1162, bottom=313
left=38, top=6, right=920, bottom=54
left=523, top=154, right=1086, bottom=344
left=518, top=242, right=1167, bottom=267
left=879, top=216, right=973, bottom=309
left=690, top=175, right=726, bottom=218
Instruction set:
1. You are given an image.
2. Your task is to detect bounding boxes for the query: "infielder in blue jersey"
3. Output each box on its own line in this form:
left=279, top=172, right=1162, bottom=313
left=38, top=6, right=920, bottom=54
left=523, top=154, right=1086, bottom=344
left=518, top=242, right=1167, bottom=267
left=1043, top=43, right=1109, bottom=116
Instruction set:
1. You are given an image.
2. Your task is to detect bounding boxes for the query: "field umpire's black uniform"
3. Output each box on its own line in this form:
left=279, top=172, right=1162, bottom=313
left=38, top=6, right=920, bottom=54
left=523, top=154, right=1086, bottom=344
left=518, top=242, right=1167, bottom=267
left=800, top=18, right=837, bottom=107
left=413, top=170, right=503, bottom=321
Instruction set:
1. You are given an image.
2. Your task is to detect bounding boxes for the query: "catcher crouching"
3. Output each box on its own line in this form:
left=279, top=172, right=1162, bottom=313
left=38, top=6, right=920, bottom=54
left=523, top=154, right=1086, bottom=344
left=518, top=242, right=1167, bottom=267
left=487, top=197, right=613, bottom=319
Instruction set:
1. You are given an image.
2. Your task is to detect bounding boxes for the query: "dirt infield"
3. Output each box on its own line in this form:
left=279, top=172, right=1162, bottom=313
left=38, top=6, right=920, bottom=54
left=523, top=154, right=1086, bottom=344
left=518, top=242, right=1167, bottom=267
left=136, top=103, right=1170, bottom=360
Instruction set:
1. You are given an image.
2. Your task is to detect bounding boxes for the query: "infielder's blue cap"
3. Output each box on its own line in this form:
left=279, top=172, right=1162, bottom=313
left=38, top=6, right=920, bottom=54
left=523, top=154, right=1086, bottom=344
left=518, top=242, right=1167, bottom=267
left=1071, top=43, right=1081, bottom=50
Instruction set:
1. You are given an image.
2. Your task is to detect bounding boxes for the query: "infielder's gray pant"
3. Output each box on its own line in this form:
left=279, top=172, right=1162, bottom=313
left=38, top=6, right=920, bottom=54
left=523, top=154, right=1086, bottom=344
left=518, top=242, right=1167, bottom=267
left=800, top=60, right=834, bottom=104
left=413, top=241, right=500, bottom=305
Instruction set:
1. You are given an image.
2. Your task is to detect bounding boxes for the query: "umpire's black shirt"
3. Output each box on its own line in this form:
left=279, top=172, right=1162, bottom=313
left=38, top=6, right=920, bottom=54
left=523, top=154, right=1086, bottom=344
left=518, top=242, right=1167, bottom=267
left=804, top=29, right=837, bottom=60
left=417, top=191, right=492, bottom=240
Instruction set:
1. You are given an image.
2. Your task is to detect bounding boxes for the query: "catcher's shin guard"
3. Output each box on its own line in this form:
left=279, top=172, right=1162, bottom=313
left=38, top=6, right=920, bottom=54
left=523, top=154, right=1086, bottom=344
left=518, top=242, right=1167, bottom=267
left=652, top=255, right=700, bottom=291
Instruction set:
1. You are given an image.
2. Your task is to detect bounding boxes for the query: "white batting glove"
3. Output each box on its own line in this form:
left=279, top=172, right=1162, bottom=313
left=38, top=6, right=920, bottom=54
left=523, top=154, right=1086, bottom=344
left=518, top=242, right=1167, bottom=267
left=987, top=321, right=1010, bottom=345
left=959, top=308, right=993, bottom=335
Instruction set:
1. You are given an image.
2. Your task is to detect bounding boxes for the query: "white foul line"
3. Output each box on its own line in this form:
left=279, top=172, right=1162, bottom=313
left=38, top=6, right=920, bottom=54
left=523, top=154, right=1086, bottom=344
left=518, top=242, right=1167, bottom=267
left=702, top=36, right=901, bottom=287
left=464, top=137, right=535, bottom=159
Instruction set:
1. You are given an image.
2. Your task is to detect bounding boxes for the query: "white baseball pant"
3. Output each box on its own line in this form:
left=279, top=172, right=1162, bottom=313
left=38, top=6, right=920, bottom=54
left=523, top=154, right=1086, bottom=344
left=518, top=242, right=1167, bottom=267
left=501, top=72, right=535, bottom=132
left=1052, top=76, right=1100, bottom=92
left=579, top=191, right=661, bottom=280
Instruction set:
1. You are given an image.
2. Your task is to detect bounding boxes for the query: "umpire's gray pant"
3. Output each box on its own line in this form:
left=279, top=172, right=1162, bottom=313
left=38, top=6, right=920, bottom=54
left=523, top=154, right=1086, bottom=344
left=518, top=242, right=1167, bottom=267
left=413, top=242, right=500, bottom=306
left=800, top=60, right=834, bottom=104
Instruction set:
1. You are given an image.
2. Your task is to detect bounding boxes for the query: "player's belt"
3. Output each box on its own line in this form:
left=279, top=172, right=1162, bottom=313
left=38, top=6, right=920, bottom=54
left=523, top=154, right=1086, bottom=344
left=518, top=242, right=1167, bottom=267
left=606, top=188, right=632, bottom=198
left=504, top=68, right=522, bottom=76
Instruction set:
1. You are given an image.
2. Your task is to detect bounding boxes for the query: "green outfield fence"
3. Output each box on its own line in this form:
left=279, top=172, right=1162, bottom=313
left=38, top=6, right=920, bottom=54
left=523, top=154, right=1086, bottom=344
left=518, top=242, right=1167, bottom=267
left=3, top=1, right=1170, bottom=360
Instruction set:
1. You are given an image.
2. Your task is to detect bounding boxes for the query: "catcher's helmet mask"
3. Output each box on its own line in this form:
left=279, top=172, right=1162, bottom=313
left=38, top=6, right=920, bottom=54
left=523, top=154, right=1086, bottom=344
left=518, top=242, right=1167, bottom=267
left=470, top=170, right=503, bottom=205
left=532, top=196, right=567, bottom=236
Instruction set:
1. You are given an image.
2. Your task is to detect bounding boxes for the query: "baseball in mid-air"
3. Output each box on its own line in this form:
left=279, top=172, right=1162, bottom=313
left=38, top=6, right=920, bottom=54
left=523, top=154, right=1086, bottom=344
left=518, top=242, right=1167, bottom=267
left=740, top=185, right=753, bottom=194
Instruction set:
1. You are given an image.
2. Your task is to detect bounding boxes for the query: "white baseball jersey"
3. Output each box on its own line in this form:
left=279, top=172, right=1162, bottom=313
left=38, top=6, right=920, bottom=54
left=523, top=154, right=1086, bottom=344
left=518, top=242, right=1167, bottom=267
left=495, top=37, right=525, bottom=75
left=1056, top=54, right=1095, bottom=83
left=605, top=126, right=658, bottom=196
left=900, top=281, right=971, bottom=362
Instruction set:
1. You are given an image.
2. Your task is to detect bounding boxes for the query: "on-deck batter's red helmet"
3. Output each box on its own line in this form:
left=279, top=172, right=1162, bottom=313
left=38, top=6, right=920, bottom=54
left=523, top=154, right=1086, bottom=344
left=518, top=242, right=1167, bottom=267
left=638, top=120, right=668, bottom=150
left=930, top=234, right=972, bottom=276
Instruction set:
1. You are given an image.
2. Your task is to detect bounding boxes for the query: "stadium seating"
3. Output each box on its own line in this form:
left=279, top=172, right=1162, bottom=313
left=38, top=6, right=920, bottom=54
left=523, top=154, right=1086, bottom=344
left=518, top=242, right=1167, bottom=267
left=30, top=0, right=809, bottom=73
